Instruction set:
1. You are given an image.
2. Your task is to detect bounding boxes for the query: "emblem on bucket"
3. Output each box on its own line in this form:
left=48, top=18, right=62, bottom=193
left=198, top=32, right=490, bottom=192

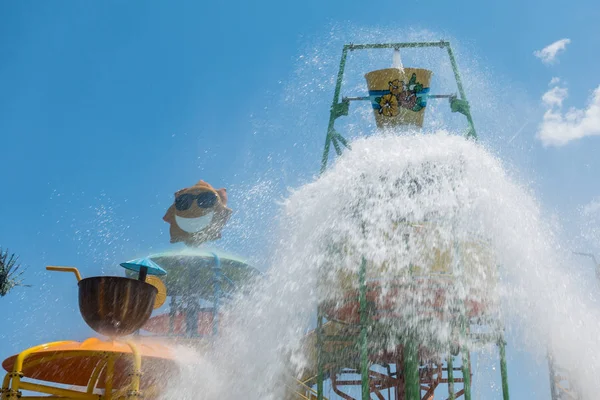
left=365, top=68, right=432, bottom=128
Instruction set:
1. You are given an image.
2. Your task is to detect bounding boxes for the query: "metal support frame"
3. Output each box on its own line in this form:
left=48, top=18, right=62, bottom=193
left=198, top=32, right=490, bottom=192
left=499, top=337, right=510, bottom=400
left=185, top=264, right=199, bottom=337
left=1, top=341, right=143, bottom=400
left=403, top=339, right=420, bottom=400
left=448, top=355, right=455, bottom=400
left=317, top=308, right=325, bottom=400
left=460, top=318, right=472, bottom=400
left=173, top=253, right=229, bottom=339
left=547, top=351, right=560, bottom=400
left=461, top=351, right=472, bottom=400
left=168, top=295, right=177, bottom=335
left=547, top=351, right=581, bottom=400
left=320, top=40, right=477, bottom=174
left=311, top=320, right=495, bottom=400
left=311, top=41, right=511, bottom=400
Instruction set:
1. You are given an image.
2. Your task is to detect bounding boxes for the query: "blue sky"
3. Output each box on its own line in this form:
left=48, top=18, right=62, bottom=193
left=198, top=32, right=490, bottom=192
left=1, top=0, right=599, bottom=398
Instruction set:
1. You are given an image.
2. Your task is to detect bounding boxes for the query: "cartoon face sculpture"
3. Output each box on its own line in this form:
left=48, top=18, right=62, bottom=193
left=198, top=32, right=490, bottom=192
left=163, top=180, right=232, bottom=246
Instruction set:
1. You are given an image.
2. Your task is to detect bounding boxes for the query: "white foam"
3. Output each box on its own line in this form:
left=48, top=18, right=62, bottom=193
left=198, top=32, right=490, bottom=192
left=167, top=132, right=600, bottom=399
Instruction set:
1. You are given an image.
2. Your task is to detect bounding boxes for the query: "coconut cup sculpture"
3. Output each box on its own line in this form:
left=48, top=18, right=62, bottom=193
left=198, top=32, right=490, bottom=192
left=78, top=276, right=157, bottom=337
left=46, top=266, right=164, bottom=338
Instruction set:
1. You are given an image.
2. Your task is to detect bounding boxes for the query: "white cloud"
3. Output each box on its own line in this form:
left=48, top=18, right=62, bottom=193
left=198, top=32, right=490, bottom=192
left=549, top=77, right=561, bottom=85
left=537, top=79, right=600, bottom=147
left=583, top=198, right=600, bottom=216
left=534, top=39, right=571, bottom=64
left=542, top=85, right=568, bottom=107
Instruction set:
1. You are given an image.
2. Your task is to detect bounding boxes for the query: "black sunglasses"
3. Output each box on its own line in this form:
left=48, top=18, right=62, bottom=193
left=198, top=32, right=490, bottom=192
left=175, top=192, right=218, bottom=211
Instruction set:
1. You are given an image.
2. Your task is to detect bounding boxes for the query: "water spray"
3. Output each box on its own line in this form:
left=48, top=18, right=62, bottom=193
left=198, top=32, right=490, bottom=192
left=309, top=40, right=508, bottom=400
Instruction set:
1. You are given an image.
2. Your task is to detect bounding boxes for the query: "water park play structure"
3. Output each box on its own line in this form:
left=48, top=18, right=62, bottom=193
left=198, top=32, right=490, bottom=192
left=0, top=179, right=260, bottom=399
left=306, top=40, right=508, bottom=400
left=0, top=250, right=260, bottom=400
left=0, top=41, right=581, bottom=400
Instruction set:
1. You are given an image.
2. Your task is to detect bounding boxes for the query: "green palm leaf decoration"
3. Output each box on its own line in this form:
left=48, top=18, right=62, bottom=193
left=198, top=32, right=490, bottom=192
left=0, top=248, right=31, bottom=297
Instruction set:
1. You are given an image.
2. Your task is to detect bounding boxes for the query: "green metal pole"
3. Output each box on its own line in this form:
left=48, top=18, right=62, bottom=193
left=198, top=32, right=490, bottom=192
left=320, top=41, right=477, bottom=172
left=358, top=257, right=370, bottom=400
left=460, top=316, right=472, bottom=400
left=461, top=350, right=472, bottom=400
left=452, top=238, right=472, bottom=400
left=317, top=307, right=324, bottom=400
left=445, top=44, right=467, bottom=101
left=445, top=44, right=477, bottom=140
left=498, top=337, right=510, bottom=400
left=404, top=339, right=420, bottom=400
left=447, top=355, right=455, bottom=400
left=321, top=47, right=349, bottom=174
left=345, top=41, right=448, bottom=50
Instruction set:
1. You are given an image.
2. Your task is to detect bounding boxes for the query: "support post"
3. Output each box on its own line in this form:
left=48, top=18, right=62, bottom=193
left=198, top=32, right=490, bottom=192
left=547, top=350, right=559, bottom=400
left=404, top=339, right=420, bottom=400
left=498, top=336, right=510, bottom=400
left=185, top=265, right=198, bottom=338
left=359, top=257, right=370, bottom=400
left=445, top=44, right=477, bottom=140
left=125, top=341, right=142, bottom=399
left=212, top=253, right=222, bottom=337
left=447, top=355, right=455, bottom=400
left=453, top=238, right=472, bottom=400
left=321, top=41, right=478, bottom=174
left=104, top=356, right=115, bottom=400
left=321, top=46, right=349, bottom=174
left=461, top=350, right=472, bottom=400
left=317, top=307, right=324, bottom=400
left=460, top=317, right=472, bottom=400
left=168, top=296, right=176, bottom=335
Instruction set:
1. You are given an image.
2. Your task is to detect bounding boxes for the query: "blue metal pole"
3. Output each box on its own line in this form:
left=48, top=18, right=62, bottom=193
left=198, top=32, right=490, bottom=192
left=212, top=253, right=222, bottom=337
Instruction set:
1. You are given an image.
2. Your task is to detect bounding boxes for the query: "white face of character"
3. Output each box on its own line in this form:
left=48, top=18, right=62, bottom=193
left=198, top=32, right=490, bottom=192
left=174, top=211, right=215, bottom=233
left=164, top=180, right=233, bottom=245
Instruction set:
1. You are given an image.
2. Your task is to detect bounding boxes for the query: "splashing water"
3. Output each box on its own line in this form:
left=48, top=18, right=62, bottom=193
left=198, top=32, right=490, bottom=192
left=166, top=131, right=600, bottom=399
left=159, top=27, right=596, bottom=399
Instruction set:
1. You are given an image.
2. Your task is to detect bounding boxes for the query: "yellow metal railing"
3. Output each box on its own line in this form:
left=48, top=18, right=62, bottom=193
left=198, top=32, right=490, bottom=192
left=286, top=378, right=324, bottom=400
left=1, top=341, right=143, bottom=400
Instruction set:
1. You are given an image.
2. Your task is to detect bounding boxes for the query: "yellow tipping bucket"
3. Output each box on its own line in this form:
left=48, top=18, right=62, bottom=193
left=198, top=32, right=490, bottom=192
left=365, top=67, right=432, bottom=128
